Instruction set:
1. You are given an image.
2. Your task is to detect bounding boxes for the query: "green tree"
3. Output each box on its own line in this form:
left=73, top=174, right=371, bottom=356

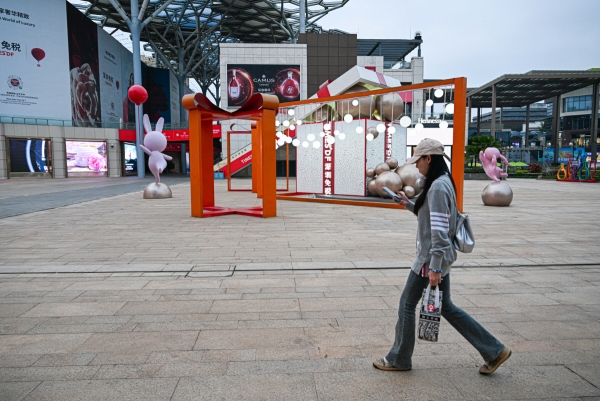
left=465, top=135, right=501, bottom=167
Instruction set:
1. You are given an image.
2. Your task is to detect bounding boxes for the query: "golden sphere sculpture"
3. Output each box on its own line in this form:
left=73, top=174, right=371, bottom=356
left=374, top=162, right=390, bottom=175
left=403, top=185, right=416, bottom=198
left=375, top=171, right=403, bottom=198
left=378, top=94, right=405, bottom=121
left=396, top=163, right=424, bottom=189
left=366, top=126, right=379, bottom=140
left=367, top=179, right=379, bottom=196
left=385, top=157, right=398, bottom=170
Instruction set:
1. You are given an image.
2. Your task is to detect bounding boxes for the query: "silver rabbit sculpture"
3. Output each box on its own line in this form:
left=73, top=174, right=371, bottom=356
left=140, top=114, right=172, bottom=183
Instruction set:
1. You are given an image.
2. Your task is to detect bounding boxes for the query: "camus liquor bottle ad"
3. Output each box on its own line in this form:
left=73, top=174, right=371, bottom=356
left=226, top=64, right=300, bottom=107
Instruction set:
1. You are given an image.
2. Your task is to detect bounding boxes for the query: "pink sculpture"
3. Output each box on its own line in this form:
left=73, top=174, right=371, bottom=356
left=140, top=115, right=172, bottom=183
left=479, top=147, right=510, bottom=182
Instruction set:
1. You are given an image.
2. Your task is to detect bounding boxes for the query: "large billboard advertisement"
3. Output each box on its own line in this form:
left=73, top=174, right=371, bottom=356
left=143, top=65, right=171, bottom=123
left=67, top=2, right=100, bottom=127
left=120, top=45, right=135, bottom=124
left=0, top=0, right=71, bottom=120
left=226, top=64, right=300, bottom=107
left=97, top=27, right=123, bottom=126
left=8, top=138, right=52, bottom=178
left=65, top=140, right=107, bottom=177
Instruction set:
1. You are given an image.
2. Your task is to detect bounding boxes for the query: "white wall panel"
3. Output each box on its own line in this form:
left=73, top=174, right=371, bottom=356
left=332, top=120, right=365, bottom=196
left=365, top=119, right=385, bottom=171
left=296, top=123, right=323, bottom=193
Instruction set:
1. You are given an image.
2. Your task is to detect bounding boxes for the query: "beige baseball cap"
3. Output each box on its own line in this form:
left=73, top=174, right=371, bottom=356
left=407, top=138, right=451, bottom=164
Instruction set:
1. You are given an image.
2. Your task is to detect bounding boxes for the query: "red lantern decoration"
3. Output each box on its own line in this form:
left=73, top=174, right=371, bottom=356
left=128, top=85, right=148, bottom=106
left=31, top=48, right=45, bottom=67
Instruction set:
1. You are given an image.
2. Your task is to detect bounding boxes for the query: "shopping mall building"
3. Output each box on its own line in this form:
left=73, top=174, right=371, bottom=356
left=0, top=0, right=427, bottom=180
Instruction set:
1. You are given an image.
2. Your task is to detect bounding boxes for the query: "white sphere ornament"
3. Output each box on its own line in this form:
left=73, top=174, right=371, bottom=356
left=275, top=120, right=281, bottom=127
left=426, top=99, right=434, bottom=107
left=288, top=109, right=295, bottom=116
left=283, top=120, right=290, bottom=127
left=277, top=138, right=285, bottom=146
left=344, top=114, right=353, bottom=123
left=434, top=89, right=444, bottom=98
left=415, top=123, right=424, bottom=130
left=334, top=130, right=340, bottom=136
left=296, top=119, right=303, bottom=125
left=388, top=126, right=396, bottom=134
left=289, top=124, right=296, bottom=130
left=339, top=133, right=346, bottom=140
left=323, top=123, right=331, bottom=131
left=366, top=133, right=374, bottom=141
left=352, top=99, right=359, bottom=106
left=302, top=141, right=309, bottom=148
left=292, top=138, right=300, bottom=146
left=445, top=103, right=454, bottom=114
left=313, top=141, right=321, bottom=149
left=319, top=131, right=325, bottom=138
left=326, top=136, right=335, bottom=145
left=376, top=123, right=386, bottom=133
left=400, top=116, right=411, bottom=127
left=356, top=126, right=364, bottom=134
left=285, top=136, right=292, bottom=143
left=439, top=120, right=449, bottom=129
left=307, top=133, right=315, bottom=141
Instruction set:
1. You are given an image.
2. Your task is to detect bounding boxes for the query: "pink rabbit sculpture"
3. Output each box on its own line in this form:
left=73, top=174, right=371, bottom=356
left=140, top=115, right=172, bottom=183
left=479, top=147, right=510, bottom=182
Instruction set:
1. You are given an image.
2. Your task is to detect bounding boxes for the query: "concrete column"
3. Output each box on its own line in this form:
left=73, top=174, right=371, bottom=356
left=590, top=81, right=599, bottom=162
left=51, top=137, right=66, bottom=178
left=525, top=104, right=530, bottom=147
left=490, top=85, right=496, bottom=138
left=107, top=139, right=121, bottom=177
left=552, top=95, right=560, bottom=164
left=0, top=124, right=7, bottom=179
left=181, top=142, right=187, bottom=174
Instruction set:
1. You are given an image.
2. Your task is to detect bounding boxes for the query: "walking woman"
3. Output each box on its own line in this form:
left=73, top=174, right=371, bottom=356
left=373, top=139, right=511, bottom=374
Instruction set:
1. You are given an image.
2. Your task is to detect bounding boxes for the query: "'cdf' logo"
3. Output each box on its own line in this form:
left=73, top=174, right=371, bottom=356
left=7, top=75, right=23, bottom=90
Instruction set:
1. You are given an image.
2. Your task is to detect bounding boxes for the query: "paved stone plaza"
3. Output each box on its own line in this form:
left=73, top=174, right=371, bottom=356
left=1, top=177, right=599, bottom=400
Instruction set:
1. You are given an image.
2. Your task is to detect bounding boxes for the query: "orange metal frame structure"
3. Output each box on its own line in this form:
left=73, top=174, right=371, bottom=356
left=183, top=93, right=279, bottom=218
left=226, top=130, right=290, bottom=192
left=276, top=77, right=467, bottom=212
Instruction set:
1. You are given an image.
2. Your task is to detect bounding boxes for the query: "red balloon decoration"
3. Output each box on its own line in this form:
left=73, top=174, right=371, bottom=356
left=31, top=48, right=45, bottom=67
left=128, top=85, right=148, bottom=105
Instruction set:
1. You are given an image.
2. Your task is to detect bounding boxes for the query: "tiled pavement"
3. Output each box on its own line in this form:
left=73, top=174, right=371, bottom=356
left=0, top=177, right=599, bottom=400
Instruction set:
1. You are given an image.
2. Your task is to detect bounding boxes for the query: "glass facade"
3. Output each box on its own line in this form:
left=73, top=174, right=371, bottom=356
left=563, top=95, right=593, bottom=112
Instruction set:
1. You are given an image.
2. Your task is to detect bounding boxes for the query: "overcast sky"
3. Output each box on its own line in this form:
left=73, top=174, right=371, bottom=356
left=319, top=0, right=600, bottom=88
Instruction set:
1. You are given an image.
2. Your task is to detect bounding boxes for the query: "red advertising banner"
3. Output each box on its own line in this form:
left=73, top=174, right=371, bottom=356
left=119, top=125, right=222, bottom=142
left=220, top=150, right=253, bottom=176
left=322, top=124, right=335, bottom=195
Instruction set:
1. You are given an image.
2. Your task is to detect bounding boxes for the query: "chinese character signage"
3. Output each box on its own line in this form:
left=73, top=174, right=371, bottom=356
left=0, top=0, right=71, bottom=120
left=226, top=64, right=300, bottom=107
left=322, top=125, right=335, bottom=195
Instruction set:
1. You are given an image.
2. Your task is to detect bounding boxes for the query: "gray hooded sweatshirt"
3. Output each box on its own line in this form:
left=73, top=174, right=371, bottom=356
left=405, top=173, right=458, bottom=277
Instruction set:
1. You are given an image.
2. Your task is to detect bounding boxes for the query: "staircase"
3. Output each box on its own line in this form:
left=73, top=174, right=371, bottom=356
left=214, top=143, right=252, bottom=177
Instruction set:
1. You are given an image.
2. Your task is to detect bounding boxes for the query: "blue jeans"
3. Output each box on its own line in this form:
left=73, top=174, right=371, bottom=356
left=386, top=271, right=504, bottom=369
